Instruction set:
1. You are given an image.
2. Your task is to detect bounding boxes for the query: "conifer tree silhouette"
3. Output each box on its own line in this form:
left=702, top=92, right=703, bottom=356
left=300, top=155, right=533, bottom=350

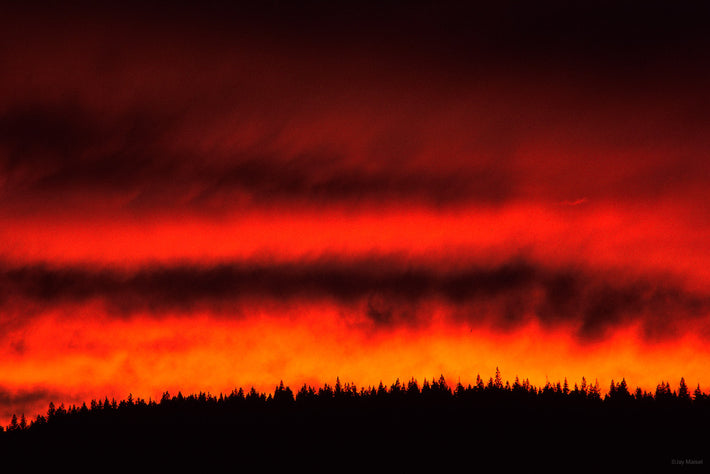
left=678, top=377, right=690, bottom=400
left=19, top=414, right=27, bottom=431
left=407, top=378, right=419, bottom=396
left=475, top=374, right=484, bottom=391
left=8, top=414, right=18, bottom=432
left=694, top=384, right=704, bottom=401
left=494, top=367, right=503, bottom=389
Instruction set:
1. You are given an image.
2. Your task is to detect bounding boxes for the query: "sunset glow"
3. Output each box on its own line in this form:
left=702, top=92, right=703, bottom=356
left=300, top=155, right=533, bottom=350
left=1, top=1, right=709, bottom=426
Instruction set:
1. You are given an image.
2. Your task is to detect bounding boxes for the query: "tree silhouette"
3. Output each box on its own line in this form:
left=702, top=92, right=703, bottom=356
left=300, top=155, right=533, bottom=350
left=273, top=380, right=295, bottom=406
left=588, top=379, right=601, bottom=400
left=2, top=370, right=708, bottom=471
left=7, top=414, right=19, bottom=432
left=407, top=378, right=420, bottom=396
left=678, top=377, right=690, bottom=400
left=694, top=384, right=704, bottom=401
left=493, top=367, right=503, bottom=389
left=475, top=374, right=484, bottom=391
left=609, top=378, right=631, bottom=402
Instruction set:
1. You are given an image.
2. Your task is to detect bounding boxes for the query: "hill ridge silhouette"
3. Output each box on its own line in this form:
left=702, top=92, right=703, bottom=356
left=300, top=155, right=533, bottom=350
left=2, top=370, right=707, bottom=469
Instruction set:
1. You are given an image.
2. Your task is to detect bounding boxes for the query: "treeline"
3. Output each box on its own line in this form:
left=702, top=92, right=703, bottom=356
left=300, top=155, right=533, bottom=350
left=1, top=370, right=707, bottom=469
left=3, top=369, right=709, bottom=433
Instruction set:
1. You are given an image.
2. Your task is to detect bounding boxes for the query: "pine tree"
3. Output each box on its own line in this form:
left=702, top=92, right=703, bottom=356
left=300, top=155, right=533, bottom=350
left=438, top=374, right=449, bottom=393
left=608, top=379, right=617, bottom=399
left=693, top=384, right=704, bottom=401
left=656, top=381, right=670, bottom=400
left=455, top=379, right=465, bottom=397
left=588, top=379, right=601, bottom=400
left=494, top=367, right=503, bottom=389
left=678, top=377, right=690, bottom=399
left=274, top=380, right=294, bottom=405
left=617, top=378, right=630, bottom=399
left=8, top=414, right=18, bottom=432
left=407, top=378, right=420, bottom=395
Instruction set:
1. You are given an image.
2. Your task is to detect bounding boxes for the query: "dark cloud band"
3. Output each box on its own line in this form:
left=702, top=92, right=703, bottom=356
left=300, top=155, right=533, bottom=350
left=1, top=2, right=709, bottom=213
left=0, top=102, right=514, bottom=208
left=0, top=258, right=707, bottom=341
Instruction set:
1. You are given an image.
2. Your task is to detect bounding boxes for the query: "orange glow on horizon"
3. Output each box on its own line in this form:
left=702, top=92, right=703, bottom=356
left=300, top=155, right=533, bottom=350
left=2, top=306, right=708, bottom=426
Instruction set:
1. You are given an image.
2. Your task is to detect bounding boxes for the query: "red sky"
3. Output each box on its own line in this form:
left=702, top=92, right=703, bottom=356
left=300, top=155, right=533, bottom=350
left=1, top=1, right=709, bottom=424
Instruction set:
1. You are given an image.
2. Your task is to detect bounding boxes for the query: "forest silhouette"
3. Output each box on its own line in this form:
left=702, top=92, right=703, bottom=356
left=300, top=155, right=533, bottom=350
left=1, top=370, right=707, bottom=469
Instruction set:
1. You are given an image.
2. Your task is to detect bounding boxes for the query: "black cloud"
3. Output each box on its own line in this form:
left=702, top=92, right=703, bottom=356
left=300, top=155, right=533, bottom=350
left=0, top=258, right=707, bottom=341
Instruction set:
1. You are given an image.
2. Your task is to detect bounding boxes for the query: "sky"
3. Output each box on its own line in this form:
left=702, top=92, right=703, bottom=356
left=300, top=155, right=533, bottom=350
left=1, top=1, right=709, bottom=423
